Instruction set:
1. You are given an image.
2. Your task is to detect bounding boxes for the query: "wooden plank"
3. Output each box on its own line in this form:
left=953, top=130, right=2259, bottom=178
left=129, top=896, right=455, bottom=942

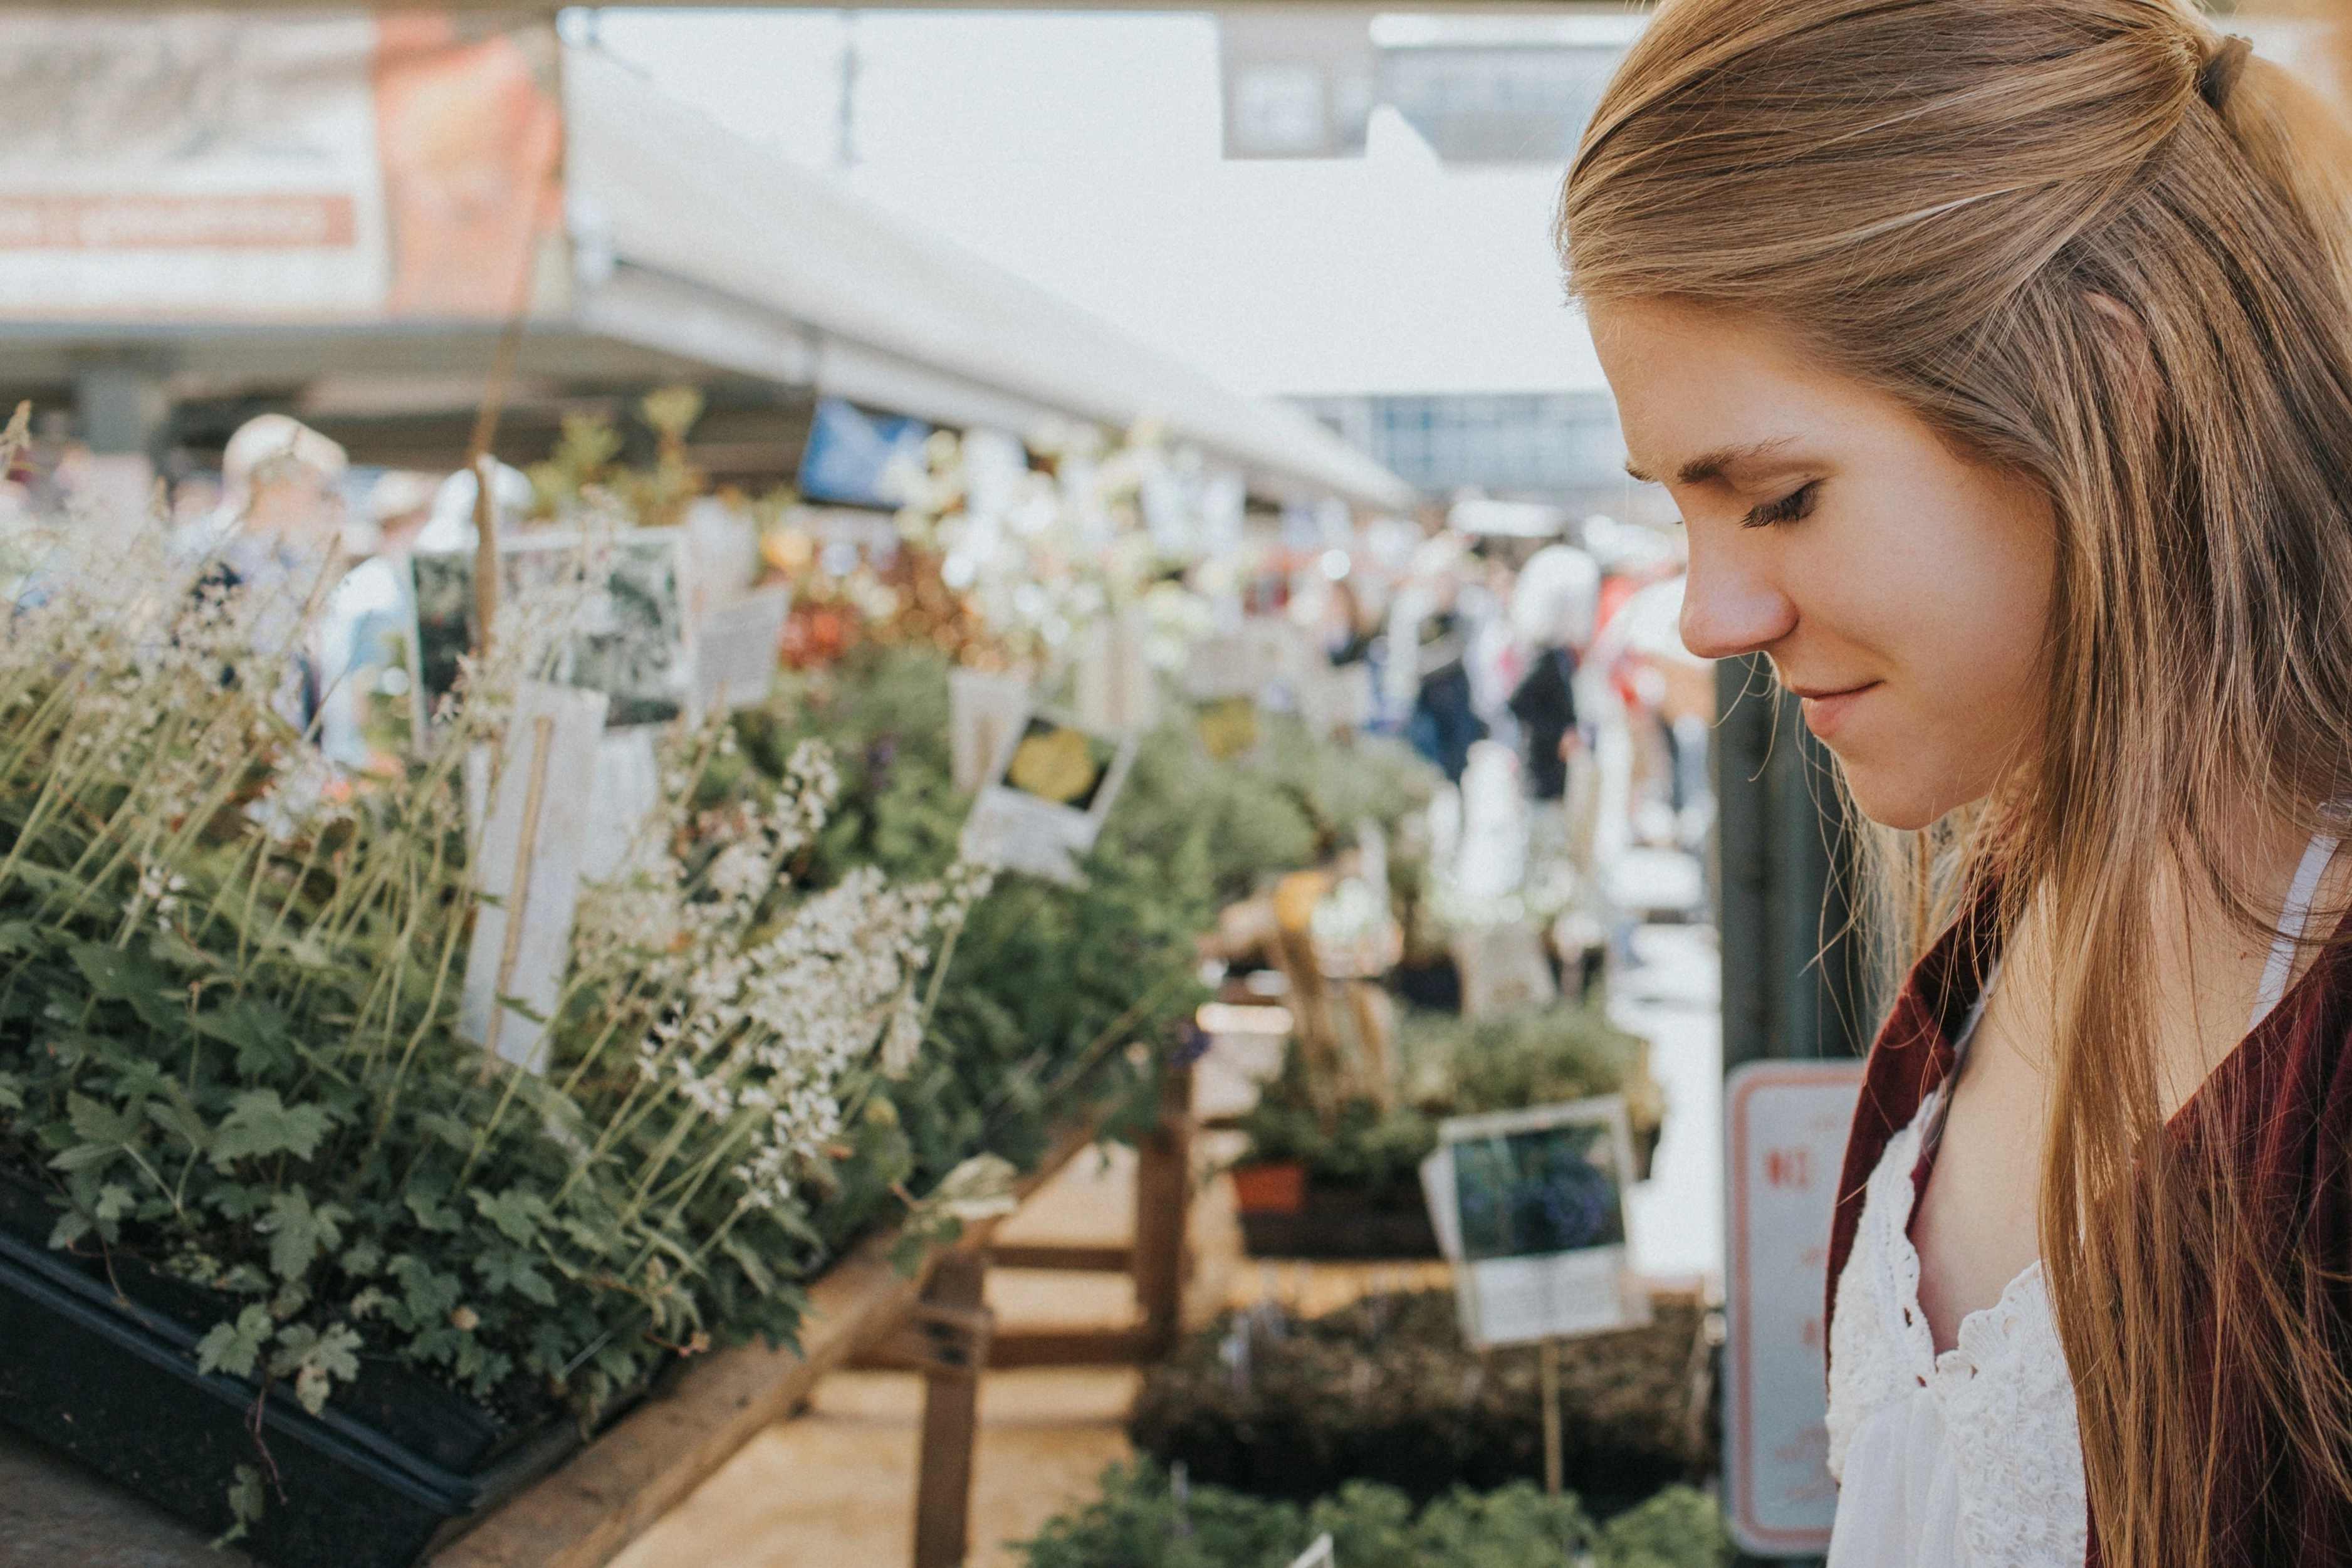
left=987, top=1242, right=1132, bottom=1272
left=909, top=1252, right=991, bottom=1568
left=432, top=1230, right=921, bottom=1568
left=985, top=1327, right=1158, bottom=1368
left=436, top=1124, right=1103, bottom=1568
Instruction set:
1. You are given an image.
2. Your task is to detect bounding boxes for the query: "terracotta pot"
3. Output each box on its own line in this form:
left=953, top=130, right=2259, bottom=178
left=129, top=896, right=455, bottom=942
left=1231, top=1160, right=1308, bottom=1215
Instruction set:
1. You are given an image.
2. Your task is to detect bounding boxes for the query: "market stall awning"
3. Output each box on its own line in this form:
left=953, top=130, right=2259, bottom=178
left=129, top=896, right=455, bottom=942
left=562, top=47, right=1414, bottom=510
left=0, top=14, right=1412, bottom=509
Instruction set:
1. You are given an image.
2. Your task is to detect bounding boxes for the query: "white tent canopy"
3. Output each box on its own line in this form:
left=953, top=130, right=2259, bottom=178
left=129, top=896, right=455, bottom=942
left=564, top=46, right=1414, bottom=511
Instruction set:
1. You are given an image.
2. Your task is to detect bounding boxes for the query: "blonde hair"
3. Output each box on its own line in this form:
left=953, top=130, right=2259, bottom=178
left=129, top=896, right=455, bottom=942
left=1561, top=1, right=2352, bottom=1557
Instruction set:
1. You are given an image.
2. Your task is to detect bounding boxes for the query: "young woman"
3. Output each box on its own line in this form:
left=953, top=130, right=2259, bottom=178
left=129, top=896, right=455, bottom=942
left=1559, top=1, right=2352, bottom=1561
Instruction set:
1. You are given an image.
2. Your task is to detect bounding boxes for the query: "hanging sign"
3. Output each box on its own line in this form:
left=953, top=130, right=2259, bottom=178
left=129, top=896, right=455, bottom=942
left=1722, top=1058, right=1866, bottom=1557
left=0, top=12, right=563, bottom=321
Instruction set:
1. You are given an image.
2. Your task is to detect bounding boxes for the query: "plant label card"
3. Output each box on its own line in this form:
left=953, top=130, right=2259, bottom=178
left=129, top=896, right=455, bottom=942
left=580, top=725, right=662, bottom=885
left=1183, top=633, right=1262, bottom=702
left=1295, top=659, right=1374, bottom=743
left=1453, top=922, right=1559, bottom=1020
left=1287, top=1535, right=1337, bottom=1568
left=461, top=682, right=609, bottom=1072
left=948, top=667, right=1032, bottom=795
left=692, top=585, right=790, bottom=713
left=957, top=713, right=1137, bottom=885
left=1421, top=1095, right=1651, bottom=1350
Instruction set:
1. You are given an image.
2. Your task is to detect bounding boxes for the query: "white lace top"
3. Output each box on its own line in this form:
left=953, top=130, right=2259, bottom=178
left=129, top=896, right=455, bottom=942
left=1823, top=1089, right=2086, bottom=1567
left=1822, top=821, right=2343, bottom=1567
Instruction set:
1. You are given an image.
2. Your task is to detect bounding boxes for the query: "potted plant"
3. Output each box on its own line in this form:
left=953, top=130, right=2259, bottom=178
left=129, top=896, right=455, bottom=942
left=1229, top=1003, right=1661, bottom=1259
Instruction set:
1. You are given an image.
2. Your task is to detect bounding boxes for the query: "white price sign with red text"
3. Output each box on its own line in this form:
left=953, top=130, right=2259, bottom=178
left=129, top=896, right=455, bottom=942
left=1723, top=1058, right=1866, bottom=1557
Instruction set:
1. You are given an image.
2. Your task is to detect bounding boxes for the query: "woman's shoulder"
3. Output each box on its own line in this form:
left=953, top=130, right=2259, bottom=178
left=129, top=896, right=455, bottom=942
left=2186, top=931, right=2352, bottom=1177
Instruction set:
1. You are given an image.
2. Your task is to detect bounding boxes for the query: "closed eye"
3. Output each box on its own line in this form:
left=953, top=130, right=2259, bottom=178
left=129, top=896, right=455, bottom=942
left=1742, top=481, right=1819, bottom=530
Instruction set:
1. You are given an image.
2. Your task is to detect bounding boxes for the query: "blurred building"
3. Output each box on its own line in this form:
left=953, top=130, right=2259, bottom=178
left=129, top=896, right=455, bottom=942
left=1215, top=9, right=1658, bottom=520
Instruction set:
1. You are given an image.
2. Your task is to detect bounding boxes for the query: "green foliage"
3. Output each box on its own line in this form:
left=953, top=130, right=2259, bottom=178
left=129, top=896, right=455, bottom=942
left=1596, top=1485, right=1736, bottom=1568
left=0, top=554, right=966, bottom=1445
left=1129, top=1291, right=1715, bottom=1507
left=1011, top=1458, right=1728, bottom=1568
left=1236, top=1002, right=1656, bottom=1198
left=731, top=646, right=1437, bottom=1219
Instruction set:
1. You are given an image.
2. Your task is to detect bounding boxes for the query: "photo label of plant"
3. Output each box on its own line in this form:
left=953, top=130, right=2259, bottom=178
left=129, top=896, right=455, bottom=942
left=1421, top=1096, right=1650, bottom=1349
left=958, top=714, right=1137, bottom=884
left=410, top=530, right=694, bottom=733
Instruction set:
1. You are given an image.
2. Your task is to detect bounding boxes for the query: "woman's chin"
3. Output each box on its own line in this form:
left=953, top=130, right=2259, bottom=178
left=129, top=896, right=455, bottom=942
left=1839, top=766, right=1948, bottom=833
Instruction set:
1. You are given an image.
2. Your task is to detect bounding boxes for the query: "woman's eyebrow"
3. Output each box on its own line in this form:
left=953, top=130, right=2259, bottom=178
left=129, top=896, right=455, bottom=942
left=1624, top=436, right=1801, bottom=487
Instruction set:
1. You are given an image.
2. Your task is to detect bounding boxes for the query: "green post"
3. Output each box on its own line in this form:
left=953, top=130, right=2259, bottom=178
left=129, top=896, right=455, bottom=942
left=1714, top=653, right=1871, bottom=1568
left=1715, top=654, right=1872, bottom=1070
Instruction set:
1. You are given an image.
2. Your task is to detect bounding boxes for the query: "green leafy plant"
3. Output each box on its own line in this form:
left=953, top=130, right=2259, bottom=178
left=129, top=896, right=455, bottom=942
left=0, top=519, right=983, bottom=1462
left=1012, top=1458, right=1729, bottom=1568
left=1236, top=1002, right=1660, bottom=1200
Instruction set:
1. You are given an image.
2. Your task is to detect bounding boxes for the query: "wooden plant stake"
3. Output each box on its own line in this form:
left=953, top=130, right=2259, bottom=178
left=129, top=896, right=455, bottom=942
left=1539, top=1336, right=1564, bottom=1498
left=462, top=228, right=536, bottom=659
left=481, top=713, right=555, bottom=1066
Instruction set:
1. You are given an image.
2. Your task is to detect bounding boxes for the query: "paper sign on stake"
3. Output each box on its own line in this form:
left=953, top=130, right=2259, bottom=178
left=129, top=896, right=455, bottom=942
left=461, top=682, right=607, bottom=1072
left=1421, top=1095, right=1650, bottom=1350
left=692, top=585, right=790, bottom=713
left=1074, top=604, right=1156, bottom=733
left=958, top=712, right=1137, bottom=885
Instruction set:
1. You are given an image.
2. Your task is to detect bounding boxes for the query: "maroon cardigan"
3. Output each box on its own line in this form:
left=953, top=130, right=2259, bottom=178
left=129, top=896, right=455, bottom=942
left=1823, top=897, right=2352, bottom=1562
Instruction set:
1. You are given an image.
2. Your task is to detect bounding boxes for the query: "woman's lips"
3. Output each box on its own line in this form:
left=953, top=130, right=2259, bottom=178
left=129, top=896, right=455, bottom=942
left=1794, top=681, right=1879, bottom=740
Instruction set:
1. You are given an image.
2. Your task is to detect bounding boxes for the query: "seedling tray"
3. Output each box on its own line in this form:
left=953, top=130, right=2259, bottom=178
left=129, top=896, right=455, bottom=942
left=0, top=1221, right=578, bottom=1568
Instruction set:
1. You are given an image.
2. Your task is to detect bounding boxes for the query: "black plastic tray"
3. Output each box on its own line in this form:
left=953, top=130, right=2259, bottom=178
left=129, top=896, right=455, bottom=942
left=0, top=1220, right=578, bottom=1568
left=1238, top=1206, right=1440, bottom=1260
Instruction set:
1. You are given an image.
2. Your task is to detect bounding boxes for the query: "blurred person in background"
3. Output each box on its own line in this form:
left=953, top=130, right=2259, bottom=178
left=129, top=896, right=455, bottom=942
left=171, top=414, right=355, bottom=740
left=315, top=471, right=440, bottom=770
left=1507, top=543, right=1601, bottom=803
left=1389, top=532, right=1487, bottom=782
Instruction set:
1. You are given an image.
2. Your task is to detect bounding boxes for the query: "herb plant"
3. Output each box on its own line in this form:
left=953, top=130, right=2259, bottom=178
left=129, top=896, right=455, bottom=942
left=0, top=510, right=980, bottom=1461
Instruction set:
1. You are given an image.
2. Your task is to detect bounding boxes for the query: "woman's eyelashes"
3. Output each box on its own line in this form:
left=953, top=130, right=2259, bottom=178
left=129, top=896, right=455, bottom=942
left=1742, top=479, right=1820, bottom=530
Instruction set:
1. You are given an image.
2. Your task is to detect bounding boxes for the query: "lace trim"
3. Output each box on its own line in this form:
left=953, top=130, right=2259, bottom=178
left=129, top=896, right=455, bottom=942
left=1826, top=1094, right=2087, bottom=1565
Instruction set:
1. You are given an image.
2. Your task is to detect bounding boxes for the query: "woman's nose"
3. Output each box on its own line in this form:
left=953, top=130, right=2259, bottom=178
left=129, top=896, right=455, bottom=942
left=1679, top=548, right=1797, bottom=662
